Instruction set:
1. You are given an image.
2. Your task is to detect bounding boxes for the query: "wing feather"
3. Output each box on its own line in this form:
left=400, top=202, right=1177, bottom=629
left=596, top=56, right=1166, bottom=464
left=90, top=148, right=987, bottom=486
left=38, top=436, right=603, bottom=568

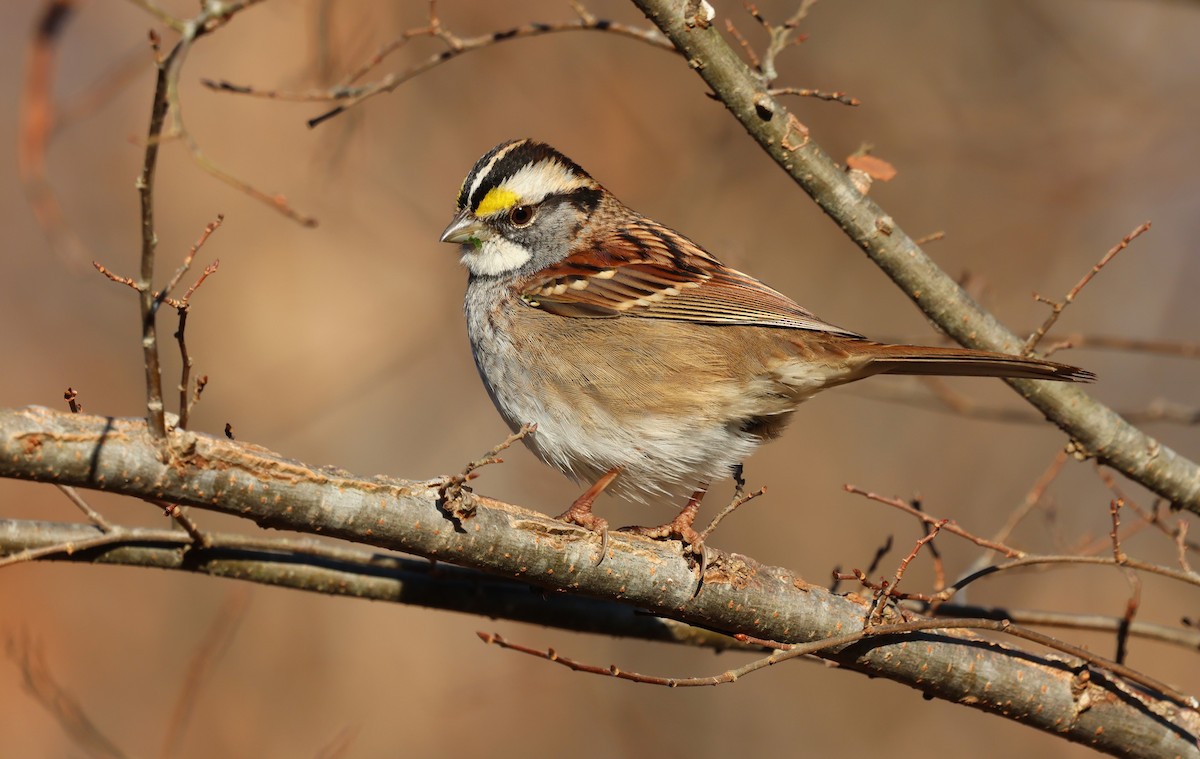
left=518, top=217, right=864, bottom=338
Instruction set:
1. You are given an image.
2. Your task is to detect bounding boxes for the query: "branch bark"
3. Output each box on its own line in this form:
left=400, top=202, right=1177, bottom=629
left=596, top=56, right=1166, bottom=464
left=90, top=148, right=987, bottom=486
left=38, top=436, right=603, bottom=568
left=0, top=406, right=1196, bottom=757
left=630, top=0, right=1200, bottom=515
left=0, top=518, right=750, bottom=652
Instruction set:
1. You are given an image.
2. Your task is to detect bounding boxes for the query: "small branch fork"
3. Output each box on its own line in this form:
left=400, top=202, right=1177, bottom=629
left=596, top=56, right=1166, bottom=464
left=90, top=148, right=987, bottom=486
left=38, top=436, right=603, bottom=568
left=1094, top=467, right=1200, bottom=559
left=119, top=2, right=261, bottom=440
left=433, top=424, right=537, bottom=518
left=722, top=2, right=858, bottom=105
left=94, top=214, right=221, bottom=433
left=844, top=484, right=1200, bottom=593
left=1024, top=222, right=1151, bottom=354
left=132, top=1, right=316, bottom=229
left=476, top=467, right=1193, bottom=706
left=835, top=458, right=1200, bottom=684
left=844, top=485, right=1023, bottom=558
left=472, top=454, right=1199, bottom=706
left=478, top=615, right=1191, bottom=707
left=838, top=520, right=947, bottom=624
left=201, top=2, right=675, bottom=128
left=696, top=484, right=766, bottom=546
left=0, top=483, right=215, bottom=570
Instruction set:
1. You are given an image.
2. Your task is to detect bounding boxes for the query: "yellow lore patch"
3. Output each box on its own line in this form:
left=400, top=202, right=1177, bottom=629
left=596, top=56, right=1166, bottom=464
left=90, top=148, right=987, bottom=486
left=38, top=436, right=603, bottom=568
left=474, top=187, right=520, bottom=218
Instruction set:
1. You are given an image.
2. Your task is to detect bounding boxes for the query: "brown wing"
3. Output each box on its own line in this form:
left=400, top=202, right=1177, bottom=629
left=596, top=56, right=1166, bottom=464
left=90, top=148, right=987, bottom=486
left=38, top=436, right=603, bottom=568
left=517, top=217, right=865, bottom=338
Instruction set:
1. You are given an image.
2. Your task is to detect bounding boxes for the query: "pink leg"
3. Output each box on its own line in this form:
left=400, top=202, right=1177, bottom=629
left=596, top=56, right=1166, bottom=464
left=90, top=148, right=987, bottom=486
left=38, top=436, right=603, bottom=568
left=621, top=485, right=708, bottom=548
left=556, top=467, right=622, bottom=562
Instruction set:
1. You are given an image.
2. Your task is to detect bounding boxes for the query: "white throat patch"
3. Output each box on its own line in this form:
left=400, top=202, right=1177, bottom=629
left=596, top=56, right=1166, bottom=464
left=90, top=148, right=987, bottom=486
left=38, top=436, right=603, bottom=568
left=461, top=235, right=532, bottom=277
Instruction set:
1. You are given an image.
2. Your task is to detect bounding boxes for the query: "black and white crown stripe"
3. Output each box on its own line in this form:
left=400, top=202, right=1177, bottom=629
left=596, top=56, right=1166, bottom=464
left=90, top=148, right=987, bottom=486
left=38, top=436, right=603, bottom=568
left=457, top=139, right=599, bottom=215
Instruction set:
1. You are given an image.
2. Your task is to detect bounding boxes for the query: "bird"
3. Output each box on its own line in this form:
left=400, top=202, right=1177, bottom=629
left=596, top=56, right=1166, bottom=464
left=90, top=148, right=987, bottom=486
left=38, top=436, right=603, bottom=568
left=439, top=138, right=1092, bottom=554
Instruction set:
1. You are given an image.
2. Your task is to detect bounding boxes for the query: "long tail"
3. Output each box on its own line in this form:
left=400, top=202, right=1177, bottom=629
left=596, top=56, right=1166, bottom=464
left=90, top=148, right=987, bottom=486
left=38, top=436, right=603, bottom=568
left=851, top=342, right=1094, bottom=382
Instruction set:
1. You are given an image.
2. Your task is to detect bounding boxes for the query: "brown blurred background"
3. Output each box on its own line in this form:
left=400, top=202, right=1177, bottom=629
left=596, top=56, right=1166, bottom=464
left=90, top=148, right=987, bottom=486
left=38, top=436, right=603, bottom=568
left=2, top=1, right=1198, bottom=756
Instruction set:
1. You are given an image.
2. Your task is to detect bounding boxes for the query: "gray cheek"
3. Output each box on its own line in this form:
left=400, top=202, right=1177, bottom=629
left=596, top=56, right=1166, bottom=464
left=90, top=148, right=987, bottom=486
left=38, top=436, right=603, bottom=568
left=511, top=208, right=581, bottom=271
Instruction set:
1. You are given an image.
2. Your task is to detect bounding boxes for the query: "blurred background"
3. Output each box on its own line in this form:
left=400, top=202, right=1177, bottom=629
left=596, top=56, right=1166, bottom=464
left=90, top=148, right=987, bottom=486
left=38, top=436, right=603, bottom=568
left=2, top=0, right=1198, bottom=756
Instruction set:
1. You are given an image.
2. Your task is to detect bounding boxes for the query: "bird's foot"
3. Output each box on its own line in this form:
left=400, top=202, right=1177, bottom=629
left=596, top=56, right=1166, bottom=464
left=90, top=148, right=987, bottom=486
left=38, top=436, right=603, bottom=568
left=555, top=467, right=621, bottom=566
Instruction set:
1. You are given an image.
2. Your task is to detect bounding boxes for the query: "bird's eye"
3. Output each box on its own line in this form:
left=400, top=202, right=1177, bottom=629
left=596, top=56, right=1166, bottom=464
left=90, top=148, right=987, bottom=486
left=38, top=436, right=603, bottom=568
left=509, top=205, right=535, bottom=227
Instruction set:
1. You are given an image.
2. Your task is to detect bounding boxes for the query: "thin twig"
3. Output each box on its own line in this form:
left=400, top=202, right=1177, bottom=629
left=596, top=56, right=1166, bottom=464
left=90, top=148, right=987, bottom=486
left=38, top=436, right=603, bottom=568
left=56, top=485, right=113, bottom=532
left=864, top=535, right=894, bottom=576
left=124, top=0, right=186, bottom=32
left=991, top=450, right=1068, bottom=549
left=769, top=86, right=858, bottom=106
left=749, top=0, right=817, bottom=84
left=130, top=1, right=265, bottom=439
left=724, top=18, right=760, bottom=70
left=889, top=520, right=945, bottom=602
left=480, top=616, right=1194, bottom=706
left=865, top=521, right=944, bottom=623
left=92, top=261, right=138, bottom=291
left=927, top=603, right=1200, bottom=652
left=178, top=260, right=220, bottom=306
left=136, top=32, right=176, bottom=439
left=1024, top=222, right=1151, bottom=353
left=1178, top=521, right=1194, bottom=574
left=158, top=214, right=223, bottom=308
left=1110, top=499, right=1127, bottom=564
left=174, top=309, right=194, bottom=429
left=1095, top=467, right=1200, bottom=555
left=202, top=4, right=673, bottom=127
left=945, top=553, right=1200, bottom=596
left=433, top=424, right=536, bottom=517
left=848, top=484, right=1200, bottom=598
left=181, top=135, right=317, bottom=226
left=1115, top=571, right=1141, bottom=666
left=0, top=531, right=138, bottom=569
left=167, top=225, right=221, bottom=430
left=696, top=486, right=766, bottom=544
left=1047, top=333, right=1200, bottom=360
left=843, top=485, right=1023, bottom=557
left=149, top=499, right=211, bottom=548
left=911, top=499, right=947, bottom=593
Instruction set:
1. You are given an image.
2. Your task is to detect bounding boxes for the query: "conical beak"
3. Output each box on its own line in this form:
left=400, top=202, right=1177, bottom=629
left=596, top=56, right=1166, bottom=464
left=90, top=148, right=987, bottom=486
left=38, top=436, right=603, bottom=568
left=440, top=209, right=486, bottom=246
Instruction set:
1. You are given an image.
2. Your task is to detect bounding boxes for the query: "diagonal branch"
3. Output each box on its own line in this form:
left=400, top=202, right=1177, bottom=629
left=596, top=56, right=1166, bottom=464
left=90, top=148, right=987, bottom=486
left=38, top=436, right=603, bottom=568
left=630, top=0, right=1200, bottom=515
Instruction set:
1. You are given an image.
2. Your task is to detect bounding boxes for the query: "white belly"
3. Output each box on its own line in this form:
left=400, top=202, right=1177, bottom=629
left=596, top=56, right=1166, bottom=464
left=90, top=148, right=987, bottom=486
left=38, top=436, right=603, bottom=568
left=464, top=280, right=762, bottom=503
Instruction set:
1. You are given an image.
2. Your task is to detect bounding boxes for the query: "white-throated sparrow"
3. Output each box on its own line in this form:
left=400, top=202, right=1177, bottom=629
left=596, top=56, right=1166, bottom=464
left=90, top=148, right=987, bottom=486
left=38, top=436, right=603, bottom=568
left=440, top=139, right=1092, bottom=551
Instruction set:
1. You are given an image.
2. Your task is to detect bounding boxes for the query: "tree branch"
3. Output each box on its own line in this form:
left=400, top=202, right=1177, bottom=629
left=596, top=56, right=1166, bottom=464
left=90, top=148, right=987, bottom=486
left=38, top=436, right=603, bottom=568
left=0, top=406, right=1196, bottom=757
left=629, top=0, right=1200, bottom=515
left=0, top=517, right=750, bottom=653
